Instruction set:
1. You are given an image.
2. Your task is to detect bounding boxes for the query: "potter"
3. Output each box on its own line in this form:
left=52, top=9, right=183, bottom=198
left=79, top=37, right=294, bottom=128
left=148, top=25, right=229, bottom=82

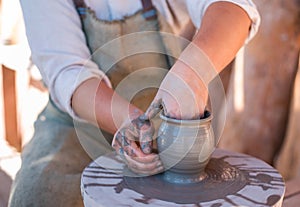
left=157, top=111, right=215, bottom=184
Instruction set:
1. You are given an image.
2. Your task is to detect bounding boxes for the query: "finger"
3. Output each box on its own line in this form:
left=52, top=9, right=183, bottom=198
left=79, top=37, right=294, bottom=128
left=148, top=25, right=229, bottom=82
left=131, top=153, right=160, bottom=163
left=124, top=153, right=164, bottom=175
left=122, top=137, right=140, bottom=157
left=130, top=165, right=164, bottom=176
left=130, top=117, right=154, bottom=154
left=123, top=128, right=138, bottom=142
left=124, top=140, right=146, bottom=158
left=139, top=120, right=154, bottom=154
left=139, top=99, right=162, bottom=121
left=112, top=132, right=124, bottom=155
left=126, top=153, right=162, bottom=170
left=115, top=130, right=139, bottom=157
left=111, top=135, right=128, bottom=165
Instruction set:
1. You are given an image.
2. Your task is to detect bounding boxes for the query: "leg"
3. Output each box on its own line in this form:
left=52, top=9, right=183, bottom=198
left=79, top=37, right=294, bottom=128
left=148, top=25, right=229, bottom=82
left=8, top=100, right=112, bottom=207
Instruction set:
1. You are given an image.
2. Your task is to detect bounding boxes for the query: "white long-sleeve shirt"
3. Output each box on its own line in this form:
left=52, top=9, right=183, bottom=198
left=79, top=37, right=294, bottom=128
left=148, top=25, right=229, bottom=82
left=20, top=0, right=260, bottom=119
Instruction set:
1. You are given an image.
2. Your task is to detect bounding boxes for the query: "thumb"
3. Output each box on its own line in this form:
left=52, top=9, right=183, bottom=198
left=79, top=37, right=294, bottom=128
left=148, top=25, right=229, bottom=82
left=139, top=99, right=163, bottom=121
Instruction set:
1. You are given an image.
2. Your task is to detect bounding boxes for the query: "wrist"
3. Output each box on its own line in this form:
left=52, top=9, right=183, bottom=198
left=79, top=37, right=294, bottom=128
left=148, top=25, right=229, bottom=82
left=170, top=60, right=208, bottom=98
left=124, top=106, right=144, bottom=123
left=177, top=43, right=217, bottom=85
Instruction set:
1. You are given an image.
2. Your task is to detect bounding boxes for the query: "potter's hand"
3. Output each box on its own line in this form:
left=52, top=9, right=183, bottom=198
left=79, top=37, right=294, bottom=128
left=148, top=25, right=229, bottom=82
left=112, top=115, right=163, bottom=175
left=142, top=62, right=208, bottom=120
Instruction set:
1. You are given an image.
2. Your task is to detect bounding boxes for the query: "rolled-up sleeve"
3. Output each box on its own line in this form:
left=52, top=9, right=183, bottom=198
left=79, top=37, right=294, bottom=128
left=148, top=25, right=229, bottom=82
left=186, top=0, right=260, bottom=43
left=20, top=0, right=111, bottom=121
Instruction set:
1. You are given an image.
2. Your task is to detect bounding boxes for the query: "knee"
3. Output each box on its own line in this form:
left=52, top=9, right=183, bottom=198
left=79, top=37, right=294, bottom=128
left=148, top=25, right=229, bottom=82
left=9, top=168, right=40, bottom=207
left=9, top=167, right=84, bottom=207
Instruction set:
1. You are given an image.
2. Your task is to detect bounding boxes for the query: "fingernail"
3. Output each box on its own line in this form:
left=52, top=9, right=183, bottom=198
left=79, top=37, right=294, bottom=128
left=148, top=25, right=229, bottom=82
left=157, top=166, right=164, bottom=172
left=153, top=156, right=159, bottom=162
left=156, top=161, right=163, bottom=167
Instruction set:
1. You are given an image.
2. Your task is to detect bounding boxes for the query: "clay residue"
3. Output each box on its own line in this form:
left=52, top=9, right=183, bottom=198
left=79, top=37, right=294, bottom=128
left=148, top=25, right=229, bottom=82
left=82, top=152, right=285, bottom=206
left=122, top=158, right=246, bottom=204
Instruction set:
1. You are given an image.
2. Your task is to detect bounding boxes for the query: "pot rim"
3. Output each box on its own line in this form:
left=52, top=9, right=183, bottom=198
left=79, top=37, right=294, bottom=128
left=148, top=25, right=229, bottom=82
left=159, top=110, right=213, bottom=124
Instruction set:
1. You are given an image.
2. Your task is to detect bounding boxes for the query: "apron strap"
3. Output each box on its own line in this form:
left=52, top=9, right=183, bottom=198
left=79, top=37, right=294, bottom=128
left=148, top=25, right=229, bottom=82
left=73, top=0, right=156, bottom=20
left=73, top=0, right=87, bottom=19
left=141, top=0, right=157, bottom=20
left=73, top=0, right=86, bottom=8
left=141, top=0, right=154, bottom=11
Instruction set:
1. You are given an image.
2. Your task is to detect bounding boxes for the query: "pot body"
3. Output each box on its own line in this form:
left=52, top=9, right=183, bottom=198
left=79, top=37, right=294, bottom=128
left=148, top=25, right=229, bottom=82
left=157, top=112, right=215, bottom=184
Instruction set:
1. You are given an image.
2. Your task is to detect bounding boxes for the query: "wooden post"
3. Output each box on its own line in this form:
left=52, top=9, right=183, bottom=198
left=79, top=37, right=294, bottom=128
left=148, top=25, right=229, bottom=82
left=2, top=65, right=22, bottom=151
left=0, top=0, right=29, bottom=151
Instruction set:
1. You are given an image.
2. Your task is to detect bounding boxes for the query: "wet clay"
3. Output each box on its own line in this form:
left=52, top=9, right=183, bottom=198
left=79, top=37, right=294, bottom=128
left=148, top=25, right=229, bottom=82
left=122, top=157, right=246, bottom=204
left=81, top=149, right=285, bottom=207
left=157, top=112, right=215, bottom=184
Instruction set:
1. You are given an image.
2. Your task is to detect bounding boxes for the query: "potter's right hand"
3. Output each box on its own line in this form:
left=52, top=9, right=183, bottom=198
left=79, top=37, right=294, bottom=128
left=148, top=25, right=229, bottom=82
left=140, top=62, right=208, bottom=121
left=112, top=115, right=163, bottom=175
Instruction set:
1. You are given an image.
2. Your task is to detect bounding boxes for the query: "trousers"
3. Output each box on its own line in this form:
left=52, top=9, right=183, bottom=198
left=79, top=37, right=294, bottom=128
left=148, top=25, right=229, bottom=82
left=9, top=99, right=113, bottom=207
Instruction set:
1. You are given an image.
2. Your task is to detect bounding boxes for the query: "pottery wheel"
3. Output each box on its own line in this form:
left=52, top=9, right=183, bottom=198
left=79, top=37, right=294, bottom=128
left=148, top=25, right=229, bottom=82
left=81, top=149, right=285, bottom=207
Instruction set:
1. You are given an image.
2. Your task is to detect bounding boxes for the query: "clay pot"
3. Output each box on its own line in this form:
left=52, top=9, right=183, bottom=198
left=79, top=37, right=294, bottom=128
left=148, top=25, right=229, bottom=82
left=157, top=112, right=215, bottom=184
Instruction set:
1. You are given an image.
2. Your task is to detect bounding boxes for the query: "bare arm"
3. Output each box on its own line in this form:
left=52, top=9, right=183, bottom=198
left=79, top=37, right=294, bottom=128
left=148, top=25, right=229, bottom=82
left=72, top=1, right=252, bottom=129
left=72, top=75, right=162, bottom=175
left=144, top=2, right=252, bottom=119
left=194, top=2, right=251, bottom=72
left=72, top=78, right=142, bottom=134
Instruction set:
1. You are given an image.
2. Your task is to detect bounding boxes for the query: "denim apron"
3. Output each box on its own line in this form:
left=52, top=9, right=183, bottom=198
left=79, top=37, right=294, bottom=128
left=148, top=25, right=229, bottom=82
left=9, top=1, right=183, bottom=206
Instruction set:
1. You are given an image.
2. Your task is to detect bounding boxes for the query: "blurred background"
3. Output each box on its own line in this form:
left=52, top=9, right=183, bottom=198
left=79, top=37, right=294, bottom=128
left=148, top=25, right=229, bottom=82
left=0, top=0, right=299, bottom=207
left=0, top=0, right=48, bottom=206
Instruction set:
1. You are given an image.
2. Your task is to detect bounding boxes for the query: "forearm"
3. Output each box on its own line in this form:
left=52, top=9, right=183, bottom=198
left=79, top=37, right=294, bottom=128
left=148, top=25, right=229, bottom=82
left=174, top=2, right=251, bottom=78
left=161, top=1, right=252, bottom=117
left=194, top=1, right=251, bottom=72
left=72, top=78, right=142, bottom=134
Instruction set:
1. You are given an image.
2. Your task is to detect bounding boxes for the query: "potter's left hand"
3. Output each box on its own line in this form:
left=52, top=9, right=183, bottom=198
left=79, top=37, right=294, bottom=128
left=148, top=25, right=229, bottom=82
left=112, top=115, right=163, bottom=175
left=141, top=61, right=208, bottom=120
